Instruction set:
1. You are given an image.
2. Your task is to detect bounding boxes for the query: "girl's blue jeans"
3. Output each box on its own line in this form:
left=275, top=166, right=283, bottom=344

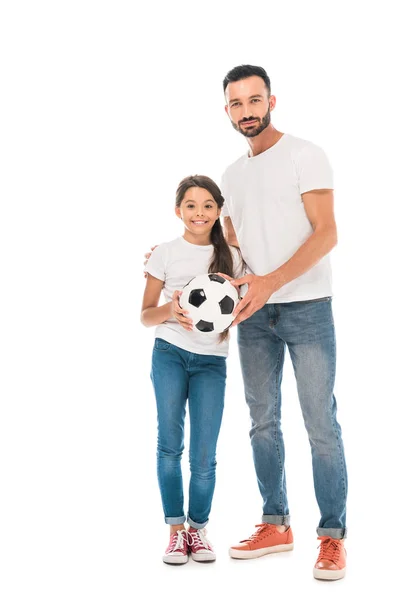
left=150, top=338, right=226, bottom=528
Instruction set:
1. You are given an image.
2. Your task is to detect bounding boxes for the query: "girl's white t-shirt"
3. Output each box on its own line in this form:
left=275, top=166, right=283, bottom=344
left=145, top=236, right=244, bottom=357
left=221, top=133, right=334, bottom=303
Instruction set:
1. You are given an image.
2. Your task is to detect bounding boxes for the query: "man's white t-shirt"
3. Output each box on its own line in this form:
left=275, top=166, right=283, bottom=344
left=145, top=236, right=244, bottom=357
left=221, top=133, right=334, bottom=303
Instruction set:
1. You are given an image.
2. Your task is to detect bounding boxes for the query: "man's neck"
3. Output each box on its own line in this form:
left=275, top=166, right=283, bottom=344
left=247, top=125, right=284, bottom=157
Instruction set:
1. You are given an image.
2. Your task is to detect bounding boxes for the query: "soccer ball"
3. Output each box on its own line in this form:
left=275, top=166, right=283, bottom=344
left=179, top=273, right=239, bottom=333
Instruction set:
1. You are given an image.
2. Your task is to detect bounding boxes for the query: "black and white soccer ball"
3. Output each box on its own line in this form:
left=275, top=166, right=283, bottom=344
left=179, top=273, right=239, bottom=333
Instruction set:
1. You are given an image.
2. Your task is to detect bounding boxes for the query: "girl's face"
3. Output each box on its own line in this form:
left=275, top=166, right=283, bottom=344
left=176, top=187, right=221, bottom=241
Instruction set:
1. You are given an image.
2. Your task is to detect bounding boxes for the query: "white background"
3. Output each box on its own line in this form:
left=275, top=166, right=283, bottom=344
left=1, top=1, right=399, bottom=598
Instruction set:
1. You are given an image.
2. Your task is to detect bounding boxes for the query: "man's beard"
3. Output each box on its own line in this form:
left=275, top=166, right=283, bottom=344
left=232, top=107, right=271, bottom=138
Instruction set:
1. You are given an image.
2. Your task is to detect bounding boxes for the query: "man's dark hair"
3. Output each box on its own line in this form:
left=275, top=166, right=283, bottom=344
left=223, top=65, right=271, bottom=95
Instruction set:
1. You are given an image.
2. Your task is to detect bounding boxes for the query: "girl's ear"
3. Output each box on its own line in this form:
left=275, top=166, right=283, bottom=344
left=175, top=207, right=182, bottom=219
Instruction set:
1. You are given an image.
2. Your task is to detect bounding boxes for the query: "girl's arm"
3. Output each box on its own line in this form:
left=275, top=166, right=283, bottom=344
left=140, top=274, right=173, bottom=327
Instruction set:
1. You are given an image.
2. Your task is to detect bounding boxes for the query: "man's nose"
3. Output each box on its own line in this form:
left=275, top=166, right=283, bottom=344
left=242, top=103, right=253, bottom=118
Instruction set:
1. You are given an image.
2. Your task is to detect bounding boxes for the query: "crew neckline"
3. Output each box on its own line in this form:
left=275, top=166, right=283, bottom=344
left=247, top=132, right=288, bottom=160
left=179, top=236, right=213, bottom=249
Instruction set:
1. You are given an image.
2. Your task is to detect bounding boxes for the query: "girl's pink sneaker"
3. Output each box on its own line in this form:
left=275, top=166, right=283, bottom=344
left=163, top=530, right=189, bottom=564
left=188, top=527, right=216, bottom=562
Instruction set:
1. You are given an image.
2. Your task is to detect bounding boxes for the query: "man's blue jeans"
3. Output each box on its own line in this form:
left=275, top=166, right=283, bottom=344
left=237, top=298, right=347, bottom=539
left=150, top=338, right=226, bottom=529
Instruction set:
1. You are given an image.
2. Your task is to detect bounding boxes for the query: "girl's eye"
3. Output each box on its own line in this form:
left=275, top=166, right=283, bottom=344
left=205, top=205, right=213, bottom=209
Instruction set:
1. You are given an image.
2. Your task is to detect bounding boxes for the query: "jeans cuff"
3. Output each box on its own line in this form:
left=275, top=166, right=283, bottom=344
left=187, top=516, right=208, bottom=529
left=165, top=515, right=186, bottom=525
left=317, top=526, right=347, bottom=539
left=262, top=514, right=290, bottom=526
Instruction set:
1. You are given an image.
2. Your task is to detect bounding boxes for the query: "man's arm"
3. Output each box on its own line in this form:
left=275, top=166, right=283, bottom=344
left=143, top=245, right=158, bottom=278
left=269, top=189, right=337, bottom=289
left=230, top=189, right=337, bottom=325
left=223, top=216, right=240, bottom=247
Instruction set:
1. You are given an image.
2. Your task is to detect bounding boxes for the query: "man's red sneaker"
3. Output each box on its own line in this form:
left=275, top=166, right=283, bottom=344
left=229, top=523, right=294, bottom=559
left=313, top=536, right=346, bottom=580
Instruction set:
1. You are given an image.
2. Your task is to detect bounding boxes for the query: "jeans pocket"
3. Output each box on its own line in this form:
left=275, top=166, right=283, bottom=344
left=154, top=338, right=171, bottom=351
left=301, top=296, right=332, bottom=304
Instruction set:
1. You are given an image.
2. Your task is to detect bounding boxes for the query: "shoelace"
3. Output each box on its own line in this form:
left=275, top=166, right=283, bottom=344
left=167, top=530, right=187, bottom=553
left=317, top=536, right=342, bottom=564
left=187, top=528, right=212, bottom=551
left=241, top=523, right=274, bottom=543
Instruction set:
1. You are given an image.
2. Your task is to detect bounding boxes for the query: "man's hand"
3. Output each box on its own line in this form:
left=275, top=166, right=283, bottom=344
left=171, top=290, right=193, bottom=331
left=215, top=273, right=242, bottom=296
left=143, top=245, right=158, bottom=278
left=229, top=274, right=279, bottom=326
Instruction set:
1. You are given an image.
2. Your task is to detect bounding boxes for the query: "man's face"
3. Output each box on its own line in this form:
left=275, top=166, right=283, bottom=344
left=224, top=75, right=275, bottom=138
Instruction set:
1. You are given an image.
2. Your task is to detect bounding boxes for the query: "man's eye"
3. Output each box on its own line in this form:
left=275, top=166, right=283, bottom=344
left=251, top=99, right=260, bottom=103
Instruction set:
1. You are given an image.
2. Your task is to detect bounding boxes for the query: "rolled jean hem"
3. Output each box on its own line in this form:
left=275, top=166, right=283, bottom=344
left=187, top=516, right=208, bottom=529
left=262, top=514, right=290, bottom=526
left=317, top=527, right=347, bottom=539
left=165, top=516, right=186, bottom=525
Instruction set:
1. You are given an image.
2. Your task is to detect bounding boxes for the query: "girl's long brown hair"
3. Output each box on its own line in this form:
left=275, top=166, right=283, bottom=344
left=175, top=175, right=236, bottom=342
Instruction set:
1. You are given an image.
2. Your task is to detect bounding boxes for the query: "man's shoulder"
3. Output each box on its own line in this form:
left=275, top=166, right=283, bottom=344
left=221, top=153, right=248, bottom=180
left=285, top=133, right=327, bottom=158
left=221, top=134, right=328, bottom=181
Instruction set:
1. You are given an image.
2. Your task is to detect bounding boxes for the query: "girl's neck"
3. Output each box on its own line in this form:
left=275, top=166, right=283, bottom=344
left=183, top=230, right=212, bottom=246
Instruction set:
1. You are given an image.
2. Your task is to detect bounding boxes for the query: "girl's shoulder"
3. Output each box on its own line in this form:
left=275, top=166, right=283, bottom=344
left=148, top=237, right=189, bottom=270
left=151, top=237, right=181, bottom=256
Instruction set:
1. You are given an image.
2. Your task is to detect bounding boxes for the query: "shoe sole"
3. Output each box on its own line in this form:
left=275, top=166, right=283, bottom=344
left=229, top=543, right=294, bottom=559
left=313, top=567, right=346, bottom=580
left=163, top=555, right=189, bottom=565
left=191, top=554, right=216, bottom=562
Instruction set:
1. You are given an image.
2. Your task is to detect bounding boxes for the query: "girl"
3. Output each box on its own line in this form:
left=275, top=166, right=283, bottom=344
left=141, top=175, right=244, bottom=564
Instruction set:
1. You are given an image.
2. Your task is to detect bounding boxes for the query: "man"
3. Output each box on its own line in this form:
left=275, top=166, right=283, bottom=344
left=145, top=64, right=347, bottom=580
left=218, top=65, right=347, bottom=580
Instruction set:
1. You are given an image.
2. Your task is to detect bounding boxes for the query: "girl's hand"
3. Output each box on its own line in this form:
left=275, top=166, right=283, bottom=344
left=171, top=291, right=193, bottom=331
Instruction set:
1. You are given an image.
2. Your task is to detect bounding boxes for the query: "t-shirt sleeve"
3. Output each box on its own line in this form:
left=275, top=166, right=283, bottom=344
left=220, top=172, right=230, bottom=218
left=221, top=203, right=230, bottom=219
left=145, top=244, right=166, bottom=282
left=231, top=246, right=245, bottom=279
left=297, top=143, right=334, bottom=195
